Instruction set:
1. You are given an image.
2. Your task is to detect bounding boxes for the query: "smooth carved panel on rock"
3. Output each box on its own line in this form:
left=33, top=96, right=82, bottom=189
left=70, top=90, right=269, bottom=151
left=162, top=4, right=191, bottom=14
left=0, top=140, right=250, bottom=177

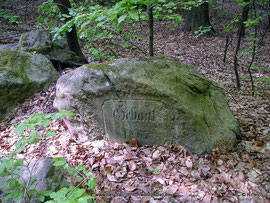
left=102, top=100, right=176, bottom=145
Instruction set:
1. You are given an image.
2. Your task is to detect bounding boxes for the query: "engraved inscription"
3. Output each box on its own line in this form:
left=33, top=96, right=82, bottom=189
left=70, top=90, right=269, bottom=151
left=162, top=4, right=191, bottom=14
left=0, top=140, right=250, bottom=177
left=113, top=105, right=155, bottom=122
left=123, top=128, right=149, bottom=140
left=102, top=100, right=173, bottom=145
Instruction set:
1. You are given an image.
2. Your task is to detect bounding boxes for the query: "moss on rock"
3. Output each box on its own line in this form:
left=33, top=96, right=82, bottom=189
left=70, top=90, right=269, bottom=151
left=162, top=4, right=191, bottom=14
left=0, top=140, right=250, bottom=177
left=17, top=32, right=29, bottom=50
left=54, top=57, right=239, bottom=154
left=17, top=30, right=86, bottom=64
left=0, top=50, right=59, bottom=121
left=0, top=50, right=32, bottom=83
left=85, top=62, right=114, bottom=72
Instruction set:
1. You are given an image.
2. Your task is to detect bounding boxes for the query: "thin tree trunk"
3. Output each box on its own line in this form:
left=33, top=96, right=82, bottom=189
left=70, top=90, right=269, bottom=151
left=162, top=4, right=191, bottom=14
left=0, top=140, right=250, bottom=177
left=233, top=17, right=245, bottom=88
left=239, top=0, right=250, bottom=38
left=53, top=0, right=88, bottom=63
left=247, top=1, right=258, bottom=95
left=268, top=2, right=270, bottom=28
left=147, top=4, right=154, bottom=56
left=223, top=34, right=232, bottom=64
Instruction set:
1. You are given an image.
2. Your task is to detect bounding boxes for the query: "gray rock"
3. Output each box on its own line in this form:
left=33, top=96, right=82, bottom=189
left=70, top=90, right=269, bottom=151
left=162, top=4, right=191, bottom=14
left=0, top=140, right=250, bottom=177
left=0, top=49, right=59, bottom=120
left=17, top=30, right=85, bottom=65
left=54, top=57, right=240, bottom=154
left=0, top=44, right=17, bottom=51
left=0, top=158, right=72, bottom=203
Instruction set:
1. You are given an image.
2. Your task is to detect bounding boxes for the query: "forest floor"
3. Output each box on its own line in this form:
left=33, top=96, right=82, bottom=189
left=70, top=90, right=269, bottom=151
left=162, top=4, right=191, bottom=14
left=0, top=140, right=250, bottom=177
left=0, top=1, right=270, bottom=202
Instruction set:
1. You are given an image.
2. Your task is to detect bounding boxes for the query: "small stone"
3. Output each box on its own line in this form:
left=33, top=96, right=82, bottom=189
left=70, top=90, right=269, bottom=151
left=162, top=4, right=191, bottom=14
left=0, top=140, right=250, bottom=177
left=217, top=159, right=223, bottom=166
left=18, top=30, right=85, bottom=65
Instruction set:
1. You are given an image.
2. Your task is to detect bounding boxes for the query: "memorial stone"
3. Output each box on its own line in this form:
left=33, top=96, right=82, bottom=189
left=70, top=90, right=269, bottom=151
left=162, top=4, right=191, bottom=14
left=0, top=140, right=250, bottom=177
left=54, top=57, right=240, bottom=154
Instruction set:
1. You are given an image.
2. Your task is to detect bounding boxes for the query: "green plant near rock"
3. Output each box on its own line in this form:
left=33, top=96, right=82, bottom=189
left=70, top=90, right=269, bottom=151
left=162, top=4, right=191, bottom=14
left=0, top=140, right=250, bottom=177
left=194, top=26, right=212, bottom=38
left=0, top=110, right=97, bottom=203
left=0, top=0, right=21, bottom=28
left=153, top=167, right=162, bottom=174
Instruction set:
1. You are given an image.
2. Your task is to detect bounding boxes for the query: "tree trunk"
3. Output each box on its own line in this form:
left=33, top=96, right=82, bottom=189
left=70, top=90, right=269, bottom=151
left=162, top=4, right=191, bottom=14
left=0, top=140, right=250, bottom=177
left=268, top=2, right=270, bottom=28
left=53, top=0, right=88, bottom=63
left=239, top=0, right=250, bottom=38
left=147, top=4, right=154, bottom=56
left=183, top=2, right=214, bottom=34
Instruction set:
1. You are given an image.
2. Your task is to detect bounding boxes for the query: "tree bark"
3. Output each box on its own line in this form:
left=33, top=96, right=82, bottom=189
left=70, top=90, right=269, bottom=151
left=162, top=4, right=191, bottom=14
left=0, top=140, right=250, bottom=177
left=233, top=21, right=244, bottom=88
left=183, top=2, right=214, bottom=34
left=239, top=0, right=250, bottom=38
left=53, top=0, right=88, bottom=63
left=147, top=4, right=154, bottom=56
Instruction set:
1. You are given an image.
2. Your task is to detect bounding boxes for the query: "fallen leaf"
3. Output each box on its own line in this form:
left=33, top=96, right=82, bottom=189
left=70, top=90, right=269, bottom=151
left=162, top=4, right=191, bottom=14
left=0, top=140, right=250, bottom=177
left=185, top=159, right=193, bottom=168
left=115, top=171, right=126, bottom=178
left=107, top=173, right=117, bottom=182
left=138, top=185, right=150, bottom=193
left=152, top=150, right=161, bottom=160
left=128, top=161, right=137, bottom=171
left=156, top=178, right=165, bottom=185
left=125, top=185, right=137, bottom=192
left=0, top=134, right=9, bottom=142
left=185, top=181, right=195, bottom=186
left=131, top=138, right=138, bottom=148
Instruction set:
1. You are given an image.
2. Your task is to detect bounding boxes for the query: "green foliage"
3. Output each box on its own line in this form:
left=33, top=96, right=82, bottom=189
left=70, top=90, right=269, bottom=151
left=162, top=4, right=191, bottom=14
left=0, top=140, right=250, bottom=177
left=256, top=77, right=270, bottom=87
left=0, top=110, right=96, bottom=203
left=0, top=0, right=20, bottom=27
left=38, top=0, right=61, bottom=29
left=38, top=0, right=184, bottom=60
left=47, top=186, right=95, bottom=203
left=250, top=64, right=269, bottom=72
left=194, top=26, right=212, bottom=38
left=251, top=65, right=270, bottom=87
left=153, top=167, right=161, bottom=174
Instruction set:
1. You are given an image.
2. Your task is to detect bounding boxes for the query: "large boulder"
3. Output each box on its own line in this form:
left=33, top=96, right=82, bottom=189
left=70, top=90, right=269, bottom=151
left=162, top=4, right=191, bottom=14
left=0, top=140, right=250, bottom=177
left=0, top=158, right=72, bottom=203
left=54, top=57, right=240, bottom=154
left=17, top=30, right=85, bottom=66
left=0, top=49, right=59, bottom=120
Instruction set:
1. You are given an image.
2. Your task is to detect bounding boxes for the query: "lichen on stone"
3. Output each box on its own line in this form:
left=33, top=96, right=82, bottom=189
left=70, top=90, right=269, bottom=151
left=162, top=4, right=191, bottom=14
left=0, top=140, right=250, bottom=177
left=17, top=32, right=29, bottom=50
left=0, top=49, right=31, bottom=81
left=85, top=62, right=115, bottom=72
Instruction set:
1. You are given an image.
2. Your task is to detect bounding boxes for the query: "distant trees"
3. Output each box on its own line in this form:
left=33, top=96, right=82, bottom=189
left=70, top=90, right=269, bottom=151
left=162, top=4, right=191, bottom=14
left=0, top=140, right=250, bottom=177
left=224, top=0, right=270, bottom=91
left=39, top=0, right=184, bottom=58
left=38, top=0, right=270, bottom=93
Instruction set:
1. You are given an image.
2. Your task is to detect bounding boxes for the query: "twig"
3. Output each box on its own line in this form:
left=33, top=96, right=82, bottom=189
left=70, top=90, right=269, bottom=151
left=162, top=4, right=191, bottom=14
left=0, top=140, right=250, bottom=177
left=67, top=176, right=88, bottom=198
left=0, top=35, right=20, bottom=41
left=101, top=25, right=148, bottom=55
left=23, top=158, right=40, bottom=201
left=52, top=142, right=93, bottom=198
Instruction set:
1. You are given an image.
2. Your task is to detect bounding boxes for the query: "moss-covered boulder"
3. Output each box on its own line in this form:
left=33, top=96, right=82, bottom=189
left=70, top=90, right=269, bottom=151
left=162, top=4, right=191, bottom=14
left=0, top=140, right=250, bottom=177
left=17, top=30, right=85, bottom=65
left=0, top=50, right=59, bottom=120
left=54, top=57, right=239, bottom=154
